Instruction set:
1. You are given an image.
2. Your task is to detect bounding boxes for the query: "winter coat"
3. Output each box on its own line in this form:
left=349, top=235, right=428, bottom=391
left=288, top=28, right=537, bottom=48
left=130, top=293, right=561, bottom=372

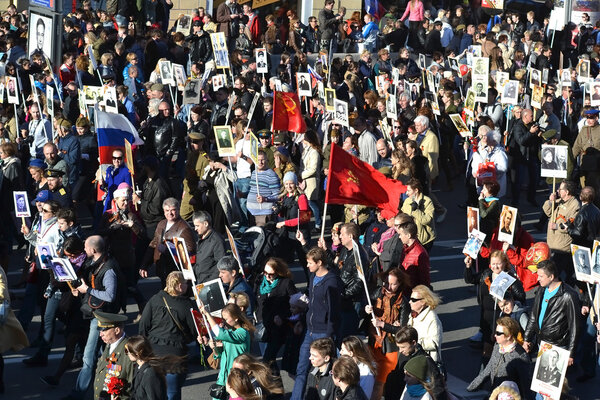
left=407, top=306, right=443, bottom=362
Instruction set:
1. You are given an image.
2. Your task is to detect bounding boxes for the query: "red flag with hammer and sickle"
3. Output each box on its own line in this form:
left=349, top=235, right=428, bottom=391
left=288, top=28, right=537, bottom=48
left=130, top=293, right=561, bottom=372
left=272, top=91, right=306, bottom=133
left=325, top=143, right=407, bottom=219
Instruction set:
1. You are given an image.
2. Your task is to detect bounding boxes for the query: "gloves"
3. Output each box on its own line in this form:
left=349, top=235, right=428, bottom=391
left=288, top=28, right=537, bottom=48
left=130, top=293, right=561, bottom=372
left=410, top=201, right=418, bottom=211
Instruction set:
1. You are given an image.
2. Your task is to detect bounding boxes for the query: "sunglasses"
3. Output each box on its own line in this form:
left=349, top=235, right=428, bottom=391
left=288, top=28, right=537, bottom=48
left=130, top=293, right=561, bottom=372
left=42, top=208, right=52, bottom=213
left=494, top=330, right=505, bottom=336
left=409, top=297, right=422, bottom=302
left=113, top=156, right=123, bottom=160
left=264, top=271, right=276, bottom=277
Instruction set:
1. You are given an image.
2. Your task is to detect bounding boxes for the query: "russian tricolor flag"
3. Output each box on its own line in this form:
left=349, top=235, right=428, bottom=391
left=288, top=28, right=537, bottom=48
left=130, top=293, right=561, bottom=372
left=366, top=0, right=386, bottom=20
left=95, top=108, right=144, bottom=165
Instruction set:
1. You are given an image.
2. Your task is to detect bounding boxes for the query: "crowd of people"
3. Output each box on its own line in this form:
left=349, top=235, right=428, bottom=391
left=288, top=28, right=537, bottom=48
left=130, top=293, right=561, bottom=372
left=0, top=0, right=599, bottom=399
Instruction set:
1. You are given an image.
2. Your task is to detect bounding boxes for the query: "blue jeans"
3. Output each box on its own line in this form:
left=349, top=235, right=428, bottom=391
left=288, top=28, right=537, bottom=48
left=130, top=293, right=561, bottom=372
left=577, top=316, right=598, bottom=377
left=17, top=282, right=39, bottom=332
left=235, top=177, right=251, bottom=228
left=290, top=331, right=329, bottom=400
left=308, top=200, right=322, bottom=228
left=71, top=318, right=100, bottom=399
left=166, top=372, right=187, bottom=400
left=40, top=291, right=62, bottom=356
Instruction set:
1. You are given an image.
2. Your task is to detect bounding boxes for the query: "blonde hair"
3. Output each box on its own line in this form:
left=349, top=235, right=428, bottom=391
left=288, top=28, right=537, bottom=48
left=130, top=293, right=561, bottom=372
left=164, top=271, right=186, bottom=296
left=412, top=285, right=441, bottom=310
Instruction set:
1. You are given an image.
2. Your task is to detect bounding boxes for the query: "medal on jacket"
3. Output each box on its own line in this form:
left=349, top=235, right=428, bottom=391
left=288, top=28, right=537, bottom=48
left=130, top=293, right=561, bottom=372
left=104, top=352, right=122, bottom=390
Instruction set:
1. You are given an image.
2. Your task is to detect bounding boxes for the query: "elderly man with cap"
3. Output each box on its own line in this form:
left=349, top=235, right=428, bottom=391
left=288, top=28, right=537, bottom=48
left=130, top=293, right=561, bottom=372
left=257, top=129, right=275, bottom=169
left=56, top=118, right=81, bottom=188
left=572, top=109, right=600, bottom=197
left=180, top=131, right=209, bottom=220
left=43, top=142, right=68, bottom=179
left=92, top=311, right=135, bottom=400
left=45, top=169, right=72, bottom=207
left=99, top=148, right=132, bottom=213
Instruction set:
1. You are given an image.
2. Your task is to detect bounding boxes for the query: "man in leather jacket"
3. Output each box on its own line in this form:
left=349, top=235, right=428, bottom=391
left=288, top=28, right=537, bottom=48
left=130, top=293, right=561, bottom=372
left=523, top=260, right=580, bottom=364
left=141, top=101, right=184, bottom=179
left=186, top=19, right=213, bottom=69
left=568, top=186, right=600, bottom=249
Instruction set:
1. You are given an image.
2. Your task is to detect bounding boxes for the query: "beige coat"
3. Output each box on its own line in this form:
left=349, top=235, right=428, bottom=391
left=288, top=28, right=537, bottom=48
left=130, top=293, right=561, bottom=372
left=301, top=145, right=320, bottom=201
left=0, top=267, right=29, bottom=353
left=542, top=196, right=580, bottom=253
left=420, top=130, right=439, bottom=180
left=401, top=193, right=436, bottom=245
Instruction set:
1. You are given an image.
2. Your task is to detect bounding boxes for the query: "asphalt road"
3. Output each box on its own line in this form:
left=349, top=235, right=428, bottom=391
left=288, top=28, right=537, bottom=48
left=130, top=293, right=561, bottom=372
left=3, top=180, right=600, bottom=400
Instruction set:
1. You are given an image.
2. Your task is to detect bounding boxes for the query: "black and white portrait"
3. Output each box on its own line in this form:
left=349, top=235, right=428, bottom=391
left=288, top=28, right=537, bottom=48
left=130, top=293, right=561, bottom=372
left=571, top=245, right=592, bottom=282
left=530, top=69, right=541, bottom=88
left=13, top=191, right=30, bottom=217
left=176, top=15, right=191, bottom=35
left=386, top=94, right=397, bottom=120
left=51, top=258, right=77, bottom=282
left=297, top=72, right=311, bottom=97
left=103, top=87, right=118, bottom=114
left=540, top=145, right=568, bottom=179
left=28, top=12, right=52, bottom=60
left=592, top=240, right=600, bottom=280
left=489, top=271, right=516, bottom=301
left=473, top=79, right=487, bottom=102
left=450, top=114, right=470, bottom=137
left=196, top=278, right=227, bottom=317
left=172, top=64, right=186, bottom=91
left=212, top=74, right=225, bottom=91
left=542, top=68, right=549, bottom=85
left=325, top=88, right=335, bottom=112
left=590, top=83, right=600, bottom=107
left=6, top=76, right=18, bottom=104
left=419, top=54, right=426, bottom=69
left=531, top=342, right=570, bottom=399
left=498, top=205, right=518, bottom=245
left=158, top=60, right=174, bottom=85
left=473, top=57, right=488, bottom=77
left=560, top=69, right=571, bottom=85
left=448, top=57, right=459, bottom=71
left=255, top=48, right=268, bottom=74
left=36, top=243, right=57, bottom=270
left=183, top=79, right=201, bottom=104
left=501, top=80, right=519, bottom=105
left=578, top=59, right=590, bottom=79
left=334, top=99, right=349, bottom=128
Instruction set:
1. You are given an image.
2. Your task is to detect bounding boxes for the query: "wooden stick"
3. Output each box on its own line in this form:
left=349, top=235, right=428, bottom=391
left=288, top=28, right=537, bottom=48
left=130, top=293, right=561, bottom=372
left=551, top=177, right=556, bottom=223
left=320, top=203, right=328, bottom=239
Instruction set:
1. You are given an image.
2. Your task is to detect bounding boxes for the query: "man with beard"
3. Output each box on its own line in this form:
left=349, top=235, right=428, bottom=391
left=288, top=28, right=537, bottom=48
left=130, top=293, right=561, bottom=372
left=45, top=169, right=71, bottom=207
left=141, top=101, right=184, bottom=179
left=43, top=143, right=68, bottom=180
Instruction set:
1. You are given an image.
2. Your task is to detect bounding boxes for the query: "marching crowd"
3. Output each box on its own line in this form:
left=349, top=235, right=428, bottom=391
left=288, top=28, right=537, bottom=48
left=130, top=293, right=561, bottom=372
left=0, top=0, right=600, bottom=400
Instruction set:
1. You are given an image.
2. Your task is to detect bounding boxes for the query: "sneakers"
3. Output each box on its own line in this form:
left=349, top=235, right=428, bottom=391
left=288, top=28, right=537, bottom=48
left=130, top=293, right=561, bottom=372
left=435, top=209, right=447, bottom=223
left=40, top=376, right=59, bottom=386
left=469, top=331, right=483, bottom=342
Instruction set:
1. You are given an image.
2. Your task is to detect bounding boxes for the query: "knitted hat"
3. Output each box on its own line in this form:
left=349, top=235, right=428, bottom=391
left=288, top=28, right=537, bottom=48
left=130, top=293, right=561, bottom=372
left=404, top=355, right=429, bottom=382
left=29, top=159, right=46, bottom=170
left=283, top=171, right=298, bottom=184
left=490, top=380, right=521, bottom=400
left=113, top=182, right=131, bottom=199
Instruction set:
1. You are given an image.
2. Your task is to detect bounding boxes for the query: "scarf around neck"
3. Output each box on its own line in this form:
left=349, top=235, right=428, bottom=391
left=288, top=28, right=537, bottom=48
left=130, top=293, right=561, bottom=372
left=259, top=276, right=279, bottom=295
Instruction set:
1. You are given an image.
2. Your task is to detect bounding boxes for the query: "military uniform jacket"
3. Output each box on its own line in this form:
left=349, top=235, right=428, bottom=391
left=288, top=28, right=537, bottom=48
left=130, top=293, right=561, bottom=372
left=94, top=336, right=135, bottom=400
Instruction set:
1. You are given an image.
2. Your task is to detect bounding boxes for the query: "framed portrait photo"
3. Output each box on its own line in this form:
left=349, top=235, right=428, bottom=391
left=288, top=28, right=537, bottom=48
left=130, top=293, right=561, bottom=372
left=466, top=206, right=479, bottom=234
left=489, top=271, right=516, bottom=301
left=296, top=72, right=311, bottom=97
left=571, top=244, right=593, bottom=283
left=173, top=237, right=195, bottom=282
left=36, top=242, right=58, bottom=270
left=50, top=258, right=77, bottom=282
left=158, top=60, right=174, bottom=86
left=6, top=77, right=18, bottom=104
left=501, top=80, right=519, bottom=105
left=255, top=48, right=268, bottom=74
left=13, top=191, right=31, bottom=217
left=463, top=229, right=486, bottom=259
left=214, top=125, right=236, bottom=157
left=450, top=114, right=471, bottom=137
left=172, top=64, right=187, bottom=92
left=193, top=278, right=228, bottom=317
left=531, top=342, right=570, bottom=399
left=497, top=205, right=518, bottom=245
left=183, top=79, right=201, bottom=105
left=325, top=88, right=336, bottom=112
left=28, top=12, right=53, bottom=61
left=540, top=145, right=568, bottom=178
left=334, top=99, right=349, bottom=128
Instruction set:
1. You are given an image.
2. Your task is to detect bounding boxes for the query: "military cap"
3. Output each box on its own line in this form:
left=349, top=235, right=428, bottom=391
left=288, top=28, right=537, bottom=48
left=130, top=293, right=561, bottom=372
left=45, top=169, right=65, bottom=178
left=94, top=311, right=128, bottom=329
left=188, top=131, right=206, bottom=140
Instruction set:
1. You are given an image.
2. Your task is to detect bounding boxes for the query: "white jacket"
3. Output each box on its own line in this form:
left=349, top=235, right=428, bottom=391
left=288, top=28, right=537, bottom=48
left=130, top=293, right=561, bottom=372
left=471, top=144, right=508, bottom=198
left=408, top=306, right=443, bottom=362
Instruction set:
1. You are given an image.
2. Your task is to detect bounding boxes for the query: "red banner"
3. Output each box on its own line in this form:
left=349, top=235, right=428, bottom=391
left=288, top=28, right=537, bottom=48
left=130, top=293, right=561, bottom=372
left=271, top=91, right=306, bottom=133
left=325, top=143, right=406, bottom=219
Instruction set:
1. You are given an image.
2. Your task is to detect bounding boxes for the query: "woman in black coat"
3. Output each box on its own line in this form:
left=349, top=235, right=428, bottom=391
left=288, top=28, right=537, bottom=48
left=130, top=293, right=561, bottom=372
left=125, top=335, right=185, bottom=400
left=254, top=257, right=298, bottom=368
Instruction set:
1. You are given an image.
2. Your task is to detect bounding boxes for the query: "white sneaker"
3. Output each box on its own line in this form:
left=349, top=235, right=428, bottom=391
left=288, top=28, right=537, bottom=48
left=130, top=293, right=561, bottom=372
left=469, top=331, right=483, bottom=342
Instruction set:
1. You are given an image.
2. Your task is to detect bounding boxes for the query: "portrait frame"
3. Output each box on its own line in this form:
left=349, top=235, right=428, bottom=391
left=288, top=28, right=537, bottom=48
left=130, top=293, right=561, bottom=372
left=418, top=53, right=426, bottom=70
left=6, top=77, right=18, bottom=105
left=589, top=82, right=600, bottom=107
left=497, top=205, right=518, bottom=245
left=531, top=85, right=544, bottom=109
left=473, top=77, right=488, bottom=103
left=325, top=88, right=336, bottom=112
left=173, top=237, right=195, bottom=282
left=214, top=125, right=236, bottom=157
left=36, top=242, right=58, bottom=270
left=386, top=93, right=397, bottom=120
left=212, top=74, right=225, bottom=91
left=577, top=59, right=590, bottom=80
left=540, top=144, right=568, bottom=178
left=571, top=244, right=594, bottom=283
left=28, top=12, right=53, bottom=61
left=530, top=68, right=541, bottom=89
left=450, top=113, right=471, bottom=137
left=255, top=48, right=268, bottom=74
left=472, top=56, right=489, bottom=79
left=172, top=64, right=187, bottom=92
left=591, top=240, right=600, bottom=281
left=501, top=80, right=519, bottom=105
left=158, top=60, right=174, bottom=86
left=50, top=258, right=77, bottom=282
left=249, top=132, right=259, bottom=164
left=13, top=191, right=31, bottom=217
left=296, top=72, right=312, bottom=97
left=334, top=98, right=349, bottom=127
left=466, top=206, right=479, bottom=234
left=210, top=32, right=230, bottom=69
left=193, top=278, right=228, bottom=317
left=103, top=86, right=118, bottom=114
left=463, top=229, right=486, bottom=259
left=46, top=85, right=54, bottom=116
left=175, top=14, right=192, bottom=35
left=183, top=79, right=201, bottom=105
left=531, top=341, right=570, bottom=399
left=489, top=271, right=517, bottom=301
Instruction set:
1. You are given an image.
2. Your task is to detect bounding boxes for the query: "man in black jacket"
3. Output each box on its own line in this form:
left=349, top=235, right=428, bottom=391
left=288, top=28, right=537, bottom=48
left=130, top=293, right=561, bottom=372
left=424, top=21, right=443, bottom=56
left=192, top=211, right=225, bottom=283
left=523, top=260, right=580, bottom=365
left=318, top=0, right=342, bottom=51
left=186, top=19, right=213, bottom=70
left=568, top=186, right=600, bottom=249
left=304, top=338, right=337, bottom=400
left=508, top=108, right=542, bottom=206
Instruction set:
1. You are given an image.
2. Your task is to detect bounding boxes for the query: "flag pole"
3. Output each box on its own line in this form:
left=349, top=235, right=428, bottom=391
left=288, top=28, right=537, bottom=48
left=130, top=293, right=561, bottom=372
left=321, top=142, right=336, bottom=239
left=320, top=203, right=328, bottom=239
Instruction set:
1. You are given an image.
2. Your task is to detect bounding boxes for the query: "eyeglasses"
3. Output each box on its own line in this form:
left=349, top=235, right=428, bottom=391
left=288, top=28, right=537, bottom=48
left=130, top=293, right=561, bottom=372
left=113, top=156, right=123, bottom=160
left=264, top=271, right=276, bottom=277
left=159, top=108, right=169, bottom=112
left=409, top=297, right=422, bottom=302
left=494, top=330, right=505, bottom=336
left=393, top=126, right=401, bottom=129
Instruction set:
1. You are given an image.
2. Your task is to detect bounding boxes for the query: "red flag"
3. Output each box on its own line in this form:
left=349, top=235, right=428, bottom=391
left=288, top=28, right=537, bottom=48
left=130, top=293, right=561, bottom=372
left=272, top=91, right=306, bottom=133
left=325, top=143, right=406, bottom=219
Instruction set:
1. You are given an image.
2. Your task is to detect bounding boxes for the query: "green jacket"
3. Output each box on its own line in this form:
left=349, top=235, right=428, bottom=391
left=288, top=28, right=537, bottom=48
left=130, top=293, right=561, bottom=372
left=213, top=327, right=251, bottom=386
left=94, top=335, right=136, bottom=400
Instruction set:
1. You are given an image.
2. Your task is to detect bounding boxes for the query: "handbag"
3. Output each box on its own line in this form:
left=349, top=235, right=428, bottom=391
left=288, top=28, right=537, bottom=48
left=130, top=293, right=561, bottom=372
left=207, top=350, right=221, bottom=370
left=162, top=295, right=194, bottom=343
left=254, top=321, right=267, bottom=342
left=429, top=341, right=447, bottom=381
left=476, top=160, right=497, bottom=186
left=209, top=383, right=227, bottom=399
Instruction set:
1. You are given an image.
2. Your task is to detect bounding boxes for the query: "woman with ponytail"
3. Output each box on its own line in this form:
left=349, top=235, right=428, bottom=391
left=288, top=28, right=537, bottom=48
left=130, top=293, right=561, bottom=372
left=125, top=335, right=186, bottom=400
left=466, top=316, right=531, bottom=396
left=232, top=353, right=285, bottom=399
